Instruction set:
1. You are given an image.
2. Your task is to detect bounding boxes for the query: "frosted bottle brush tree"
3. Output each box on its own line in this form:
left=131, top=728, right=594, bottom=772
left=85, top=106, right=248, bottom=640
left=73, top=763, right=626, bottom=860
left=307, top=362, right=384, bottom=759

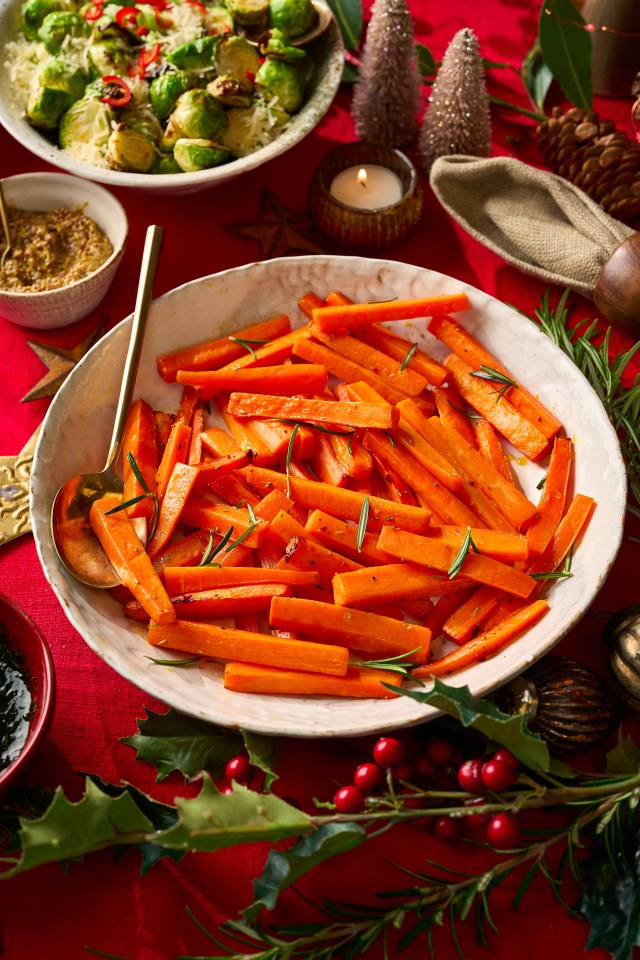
left=419, top=27, right=491, bottom=175
left=350, top=0, right=422, bottom=148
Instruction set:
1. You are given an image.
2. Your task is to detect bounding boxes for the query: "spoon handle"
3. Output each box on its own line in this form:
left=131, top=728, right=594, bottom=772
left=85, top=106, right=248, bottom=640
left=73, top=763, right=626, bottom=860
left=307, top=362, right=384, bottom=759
left=103, top=224, right=163, bottom=472
left=0, top=181, right=12, bottom=259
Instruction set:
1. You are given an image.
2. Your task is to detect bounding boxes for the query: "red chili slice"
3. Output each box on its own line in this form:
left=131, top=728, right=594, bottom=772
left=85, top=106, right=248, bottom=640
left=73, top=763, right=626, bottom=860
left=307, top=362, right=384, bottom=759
left=100, top=75, right=133, bottom=107
left=83, top=2, right=104, bottom=21
left=183, top=0, right=206, bottom=13
left=115, top=5, right=141, bottom=27
left=154, top=8, right=173, bottom=27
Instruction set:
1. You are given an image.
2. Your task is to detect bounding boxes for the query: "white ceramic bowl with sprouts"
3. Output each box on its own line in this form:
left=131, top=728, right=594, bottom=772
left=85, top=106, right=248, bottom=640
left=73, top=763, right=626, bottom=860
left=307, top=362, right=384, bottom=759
left=0, top=0, right=344, bottom=196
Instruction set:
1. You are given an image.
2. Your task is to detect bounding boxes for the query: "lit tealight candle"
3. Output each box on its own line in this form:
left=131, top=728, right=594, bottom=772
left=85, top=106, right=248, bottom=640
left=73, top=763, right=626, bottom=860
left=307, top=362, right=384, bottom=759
left=329, top=164, right=404, bottom=211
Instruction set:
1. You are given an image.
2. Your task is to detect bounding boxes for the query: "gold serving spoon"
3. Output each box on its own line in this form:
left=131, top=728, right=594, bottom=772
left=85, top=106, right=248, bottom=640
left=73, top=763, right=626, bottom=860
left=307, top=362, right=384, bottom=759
left=0, top=180, right=12, bottom=269
left=51, top=224, right=163, bottom=588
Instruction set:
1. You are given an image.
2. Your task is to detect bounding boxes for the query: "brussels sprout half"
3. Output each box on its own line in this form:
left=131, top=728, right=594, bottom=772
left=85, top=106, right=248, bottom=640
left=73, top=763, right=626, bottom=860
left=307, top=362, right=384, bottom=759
left=37, top=10, right=90, bottom=53
left=107, top=123, right=157, bottom=172
left=162, top=88, right=227, bottom=149
left=268, top=0, right=316, bottom=38
left=173, top=137, right=234, bottom=171
left=167, top=35, right=219, bottom=72
left=59, top=96, right=114, bottom=154
left=226, top=0, right=268, bottom=26
left=20, top=0, right=70, bottom=40
left=254, top=58, right=303, bottom=113
left=149, top=70, right=191, bottom=120
left=207, top=74, right=253, bottom=108
left=214, top=35, right=260, bottom=83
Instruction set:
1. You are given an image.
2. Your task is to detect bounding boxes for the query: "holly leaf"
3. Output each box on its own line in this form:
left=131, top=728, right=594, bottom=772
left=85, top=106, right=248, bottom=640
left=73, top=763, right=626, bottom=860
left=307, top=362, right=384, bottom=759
left=396, top=679, right=565, bottom=773
left=1, top=778, right=153, bottom=878
left=606, top=732, right=640, bottom=775
left=243, top=822, right=366, bottom=922
left=326, top=0, right=362, bottom=51
left=242, top=729, right=279, bottom=790
left=121, top=707, right=244, bottom=782
left=416, top=42, right=436, bottom=78
left=521, top=39, right=554, bottom=112
left=156, top=776, right=311, bottom=853
left=578, top=806, right=640, bottom=959
left=538, top=0, right=592, bottom=110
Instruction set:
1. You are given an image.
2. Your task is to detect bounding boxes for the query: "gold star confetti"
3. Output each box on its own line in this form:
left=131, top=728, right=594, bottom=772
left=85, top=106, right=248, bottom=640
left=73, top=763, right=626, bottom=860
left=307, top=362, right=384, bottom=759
left=22, top=326, right=104, bottom=403
left=225, top=189, right=327, bottom=259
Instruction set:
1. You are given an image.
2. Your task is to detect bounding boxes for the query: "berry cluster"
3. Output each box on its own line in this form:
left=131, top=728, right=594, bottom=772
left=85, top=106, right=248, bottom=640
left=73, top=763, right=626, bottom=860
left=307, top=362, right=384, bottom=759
left=219, top=752, right=265, bottom=793
left=333, top=734, right=521, bottom=848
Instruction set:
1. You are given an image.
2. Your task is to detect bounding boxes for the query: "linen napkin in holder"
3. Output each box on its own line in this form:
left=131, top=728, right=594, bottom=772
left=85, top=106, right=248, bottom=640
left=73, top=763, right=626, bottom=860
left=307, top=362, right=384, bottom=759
left=430, top=155, right=640, bottom=334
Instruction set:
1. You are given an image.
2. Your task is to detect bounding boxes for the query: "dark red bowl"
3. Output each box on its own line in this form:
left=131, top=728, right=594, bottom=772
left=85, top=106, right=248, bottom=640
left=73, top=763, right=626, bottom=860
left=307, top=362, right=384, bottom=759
left=0, top=592, right=55, bottom=799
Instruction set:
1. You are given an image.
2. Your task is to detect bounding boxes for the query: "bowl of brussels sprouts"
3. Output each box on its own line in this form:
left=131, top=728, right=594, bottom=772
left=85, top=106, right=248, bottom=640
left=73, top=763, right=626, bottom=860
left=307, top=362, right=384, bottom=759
left=0, top=0, right=343, bottom=194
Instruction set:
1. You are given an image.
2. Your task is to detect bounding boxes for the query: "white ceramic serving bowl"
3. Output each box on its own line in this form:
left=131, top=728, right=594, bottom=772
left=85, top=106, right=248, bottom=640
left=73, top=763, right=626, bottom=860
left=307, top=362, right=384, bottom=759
left=0, top=172, right=128, bottom=329
left=30, top=256, right=627, bottom=737
left=0, top=0, right=344, bottom=196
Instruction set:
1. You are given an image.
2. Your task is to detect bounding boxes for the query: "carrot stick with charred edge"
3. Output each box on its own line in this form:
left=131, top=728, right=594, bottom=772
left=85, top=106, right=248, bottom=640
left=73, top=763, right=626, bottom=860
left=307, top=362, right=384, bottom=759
left=223, top=662, right=403, bottom=698
left=176, top=363, right=328, bottom=400
left=526, top=436, right=573, bottom=558
left=89, top=493, right=175, bottom=625
left=433, top=384, right=478, bottom=448
left=305, top=508, right=391, bottom=565
left=208, top=473, right=261, bottom=509
left=292, top=336, right=414, bottom=406
left=181, top=497, right=268, bottom=548
left=333, top=563, right=473, bottom=607
left=309, top=328, right=428, bottom=396
left=168, top=582, right=294, bottom=620
left=443, top=353, right=552, bottom=462
left=187, top=403, right=204, bottom=466
left=147, top=462, right=200, bottom=560
left=155, top=421, right=191, bottom=502
left=424, top=525, right=529, bottom=563
left=442, top=585, right=504, bottom=645
left=474, top=419, right=515, bottom=484
left=240, top=464, right=433, bottom=533
left=269, top=509, right=362, bottom=578
left=122, top=399, right=157, bottom=521
left=227, top=393, right=399, bottom=431
left=310, top=292, right=471, bottom=335
left=164, top=565, right=320, bottom=595
left=412, top=600, right=549, bottom=678
left=400, top=407, right=538, bottom=531
left=156, top=314, right=291, bottom=383
left=377, top=526, right=537, bottom=598
left=428, top=314, right=563, bottom=441
left=363, top=429, right=480, bottom=528
left=148, top=620, right=349, bottom=675
left=269, top=595, right=431, bottom=662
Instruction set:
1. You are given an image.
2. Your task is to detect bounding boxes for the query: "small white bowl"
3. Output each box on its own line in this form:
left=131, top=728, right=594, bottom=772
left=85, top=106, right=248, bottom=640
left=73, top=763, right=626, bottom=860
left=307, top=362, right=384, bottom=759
left=0, top=172, right=128, bottom=329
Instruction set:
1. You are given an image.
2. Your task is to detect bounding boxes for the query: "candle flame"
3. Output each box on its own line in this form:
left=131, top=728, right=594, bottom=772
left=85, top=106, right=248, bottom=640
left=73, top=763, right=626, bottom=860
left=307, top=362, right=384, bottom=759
left=357, top=167, right=367, bottom=189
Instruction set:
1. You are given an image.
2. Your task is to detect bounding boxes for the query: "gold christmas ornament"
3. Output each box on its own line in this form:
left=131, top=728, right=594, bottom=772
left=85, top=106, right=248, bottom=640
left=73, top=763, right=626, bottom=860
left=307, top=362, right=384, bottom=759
left=603, top=605, right=640, bottom=712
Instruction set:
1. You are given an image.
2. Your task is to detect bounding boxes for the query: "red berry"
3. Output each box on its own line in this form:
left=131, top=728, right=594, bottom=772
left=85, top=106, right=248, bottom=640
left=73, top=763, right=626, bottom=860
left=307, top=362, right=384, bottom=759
left=391, top=761, right=414, bottom=783
left=457, top=759, right=484, bottom=794
left=353, top=762, right=384, bottom=794
left=373, top=737, right=404, bottom=769
left=481, top=759, right=516, bottom=793
left=487, top=812, right=520, bottom=848
left=411, top=814, right=433, bottom=832
left=225, top=755, right=251, bottom=784
left=464, top=797, right=490, bottom=831
left=413, top=753, right=436, bottom=780
left=426, top=736, right=455, bottom=769
left=492, top=748, right=519, bottom=770
left=334, top=785, right=365, bottom=814
left=400, top=791, right=424, bottom=810
left=434, top=815, right=461, bottom=842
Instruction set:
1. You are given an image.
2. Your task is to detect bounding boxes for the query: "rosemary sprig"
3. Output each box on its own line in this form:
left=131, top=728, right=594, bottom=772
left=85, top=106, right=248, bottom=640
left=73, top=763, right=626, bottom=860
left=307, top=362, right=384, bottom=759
left=276, top=419, right=355, bottom=438
left=356, top=497, right=369, bottom=552
left=198, top=526, right=234, bottom=566
left=470, top=365, right=517, bottom=401
left=351, top=648, right=423, bottom=679
left=400, top=342, right=418, bottom=372
left=447, top=526, right=479, bottom=579
left=284, top=423, right=299, bottom=497
left=534, top=290, right=640, bottom=509
left=530, top=553, right=573, bottom=582
left=228, top=337, right=270, bottom=361
left=146, top=655, right=200, bottom=667
left=105, top=452, right=159, bottom=539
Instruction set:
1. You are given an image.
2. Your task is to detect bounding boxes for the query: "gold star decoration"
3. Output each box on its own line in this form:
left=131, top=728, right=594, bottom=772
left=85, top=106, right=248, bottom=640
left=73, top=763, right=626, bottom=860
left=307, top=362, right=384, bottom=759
left=21, top=326, right=104, bottom=403
left=225, top=188, right=327, bottom=259
left=0, top=427, right=39, bottom=546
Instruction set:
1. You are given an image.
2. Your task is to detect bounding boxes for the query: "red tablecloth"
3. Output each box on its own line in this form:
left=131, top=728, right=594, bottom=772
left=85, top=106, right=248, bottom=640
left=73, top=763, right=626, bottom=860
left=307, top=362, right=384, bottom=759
left=1, top=1, right=639, bottom=957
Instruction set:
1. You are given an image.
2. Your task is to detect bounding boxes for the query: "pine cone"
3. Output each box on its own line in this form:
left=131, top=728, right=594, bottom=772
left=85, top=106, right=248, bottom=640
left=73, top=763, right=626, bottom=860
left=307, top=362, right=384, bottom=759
left=536, top=106, right=640, bottom=226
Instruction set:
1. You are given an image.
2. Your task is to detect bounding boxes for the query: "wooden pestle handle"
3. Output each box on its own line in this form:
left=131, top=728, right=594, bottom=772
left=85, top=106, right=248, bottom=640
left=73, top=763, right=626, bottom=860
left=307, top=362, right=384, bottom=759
left=594, top=231, right=640, bottom=336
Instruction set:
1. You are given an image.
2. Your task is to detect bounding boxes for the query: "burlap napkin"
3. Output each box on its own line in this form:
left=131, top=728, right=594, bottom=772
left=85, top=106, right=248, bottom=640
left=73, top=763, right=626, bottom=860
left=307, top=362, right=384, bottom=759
left=429, top=155, right=634, bottom=300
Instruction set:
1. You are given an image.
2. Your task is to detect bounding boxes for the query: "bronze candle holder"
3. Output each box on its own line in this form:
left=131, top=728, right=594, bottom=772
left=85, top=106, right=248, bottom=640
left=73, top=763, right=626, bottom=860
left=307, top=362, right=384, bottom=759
left=308, top=143, right=424, bottom=250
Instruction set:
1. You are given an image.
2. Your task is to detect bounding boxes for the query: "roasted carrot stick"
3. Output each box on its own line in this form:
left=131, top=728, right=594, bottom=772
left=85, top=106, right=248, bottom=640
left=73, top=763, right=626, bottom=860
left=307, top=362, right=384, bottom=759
left=241, top=464, right=433, bottom=533
left=351, top=324, right=448, bottom=389
left=122, top=399, right=158, bottom=521
left=147, top=461, right=200, bottom=560
left=474, top=419, right=515, bottom=484
left=216, top=329, right=309, bottom=372
left=269, top=510, right=362, bottom=578
left=174, top=385, right=199, bottom=427
left=227, top=393, right=399, bottom=431
left=155, top=421, right=192, bottom=502
left=443, top=353, right=552, bottom=462
left=147, top=620, right=349, bottom=675
left=377, top=526, right=537, bottom=598
left=428, top=314, right=563, bottom=441
left=187, top=403, right=205, bottom=466
left=181, top=497, right=269, bottom=548
left=169, top=582, right=293, bottom=620
left=310, top=293, right=471, bottom=334
left=332, top=563, right=473, bottom=607
left=412, top=600, right=549, bottom=678
left=305, top=508, right=390, bottom=565
left=156, top=314, right=291, bottom=382
left=424, top=525, right=529, bottom=563
left=164, top=565, right=320, bottom=595
left=252, top=488, right=295, bottom=522
left=269, top=596, right=430, bottom=662
left=89, top=493, right=175, bottom=624
left=423, top=586, right=478, bottom=637
left=309, top=328, right=428, bottom=396
left=432, top=384, right=478, bottom=448
left=441, top=585, right=504, bottom=645
left=176, top=363, right=328, bottom=400
left=298, top=291, right=327, bottom=318
left=292, top=336, right=412, bottom=406
left=193, top=452, right=252, bottom=492
left=525, top=436, right=573, bottom=557
left=223, top=662, right=403, bottom=697
left=199, top=426, right=242, bottom=457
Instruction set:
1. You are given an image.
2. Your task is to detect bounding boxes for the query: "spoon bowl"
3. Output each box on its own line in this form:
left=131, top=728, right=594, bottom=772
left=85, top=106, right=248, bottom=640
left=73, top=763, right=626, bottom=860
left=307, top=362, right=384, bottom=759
left=50, top=225, right=163, bottom=589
